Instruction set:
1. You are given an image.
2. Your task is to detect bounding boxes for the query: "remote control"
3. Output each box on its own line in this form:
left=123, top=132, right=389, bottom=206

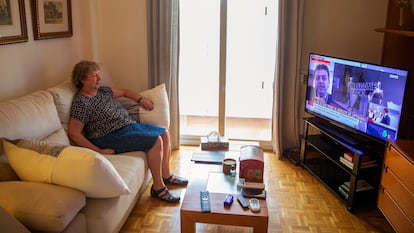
left=237, top=194, right=249, bottom=209
left=224, top=194, right=233, bottom=206
left=200, top=190, right=211, bottom=213
left=249, top=198, right=261, bottom=212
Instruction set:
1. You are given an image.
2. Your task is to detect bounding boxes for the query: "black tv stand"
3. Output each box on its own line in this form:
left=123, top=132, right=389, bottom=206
left=300, top=117, right=386, bottom=212
left=317, top=122, right=359, bottom=146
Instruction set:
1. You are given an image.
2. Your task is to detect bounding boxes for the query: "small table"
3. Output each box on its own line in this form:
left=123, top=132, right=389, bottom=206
left=180, top=172, right=268, bottom=233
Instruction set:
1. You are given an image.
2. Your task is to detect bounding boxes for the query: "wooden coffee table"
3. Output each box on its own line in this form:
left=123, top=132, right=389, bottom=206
left=180, top=172, right=268, bottom=233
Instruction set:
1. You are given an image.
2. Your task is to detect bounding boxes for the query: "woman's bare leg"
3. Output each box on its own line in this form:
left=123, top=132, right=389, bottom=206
left=146, top=136, right=165, bottom=190
left=161, top=130, right=171, bottom=178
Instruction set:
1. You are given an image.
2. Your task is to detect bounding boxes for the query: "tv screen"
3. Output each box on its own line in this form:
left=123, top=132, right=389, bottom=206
left=305, top=53, right=409, bottom=142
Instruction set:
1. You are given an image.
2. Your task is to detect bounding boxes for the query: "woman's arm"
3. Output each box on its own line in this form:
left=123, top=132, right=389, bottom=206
left=68, top=117, right=115, bottom=154
left=112, top=87, right=154, bottom=110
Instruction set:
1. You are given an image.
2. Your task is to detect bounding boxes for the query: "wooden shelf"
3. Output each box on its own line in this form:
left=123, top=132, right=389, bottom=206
left=375, top=28, right=414, bottom=37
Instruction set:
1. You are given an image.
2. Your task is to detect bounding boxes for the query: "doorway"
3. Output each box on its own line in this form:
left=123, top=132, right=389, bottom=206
left=179, top=0, right=278, bottom=146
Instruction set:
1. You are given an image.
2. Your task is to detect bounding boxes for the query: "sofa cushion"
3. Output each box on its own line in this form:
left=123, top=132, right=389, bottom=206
left=4, top=139, right=58, bottom=183
left=116, top=97, right=140, bottom=122
left=3, top=140, right=131, bottom=198
left=47, top=80, right=78, bottom=129
left=0, top=90, right=62, bottom=141
left=53, top=146, right=131, bottom=198
left=41, top=127, right=72, bottom=145
left=0, top=181, right=86, bottom=233
left=118, top=83, right=170, bottom=129
left=81, top=152, right=148, bottom=233
left=139, top=83, right=170, bottom=129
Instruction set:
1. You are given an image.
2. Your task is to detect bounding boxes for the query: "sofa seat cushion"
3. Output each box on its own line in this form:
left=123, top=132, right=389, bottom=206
left=0, top=181, right=86, bottom=233
left=3, top=140, right=131, bottom=198
left=81, top=151, right=148, bottom=233
left=104, top=151, right=148, bottom=191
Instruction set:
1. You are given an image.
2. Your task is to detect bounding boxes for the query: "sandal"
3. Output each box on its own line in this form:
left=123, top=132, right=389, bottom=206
left=163, top=175, right=189, bottom=186
left=150, top=185, right=180, bottom=203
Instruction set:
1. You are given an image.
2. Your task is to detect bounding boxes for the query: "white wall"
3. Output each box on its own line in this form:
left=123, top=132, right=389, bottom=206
left=301, top=0, right=388, bottom=70
left=0, top=0, right=149, bottom=101
left=298, top=0, right=389, bottom=122
left=0, top=0, right=86, bottom=101
left=97, top=0, right=149, bottom=92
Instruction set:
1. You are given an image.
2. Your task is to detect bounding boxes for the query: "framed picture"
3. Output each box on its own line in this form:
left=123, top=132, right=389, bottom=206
left=31, top=0, right=72, bottom=40
left=0, top=0, right=28, bottom=45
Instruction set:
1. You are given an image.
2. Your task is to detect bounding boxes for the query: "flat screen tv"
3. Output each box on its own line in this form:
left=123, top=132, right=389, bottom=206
left=305, top=53, right=409, bottom=142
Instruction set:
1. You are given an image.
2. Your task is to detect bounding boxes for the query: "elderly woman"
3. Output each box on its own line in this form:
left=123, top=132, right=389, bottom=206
left=68, top=60, right=187, bottom=203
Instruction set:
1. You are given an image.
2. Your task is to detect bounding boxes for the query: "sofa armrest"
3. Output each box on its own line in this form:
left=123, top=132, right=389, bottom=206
left=0, top=207, right=30, bottom=233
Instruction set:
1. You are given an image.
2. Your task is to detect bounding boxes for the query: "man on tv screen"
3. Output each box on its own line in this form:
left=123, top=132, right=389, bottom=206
left=313, top=64, right=332, bottom=104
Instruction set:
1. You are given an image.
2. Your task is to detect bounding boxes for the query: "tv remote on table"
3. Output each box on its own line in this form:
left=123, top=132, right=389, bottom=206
left=249, top=198, right=261, bottom=212
left=237, top=194, right=249, bottom=209
left=200, top=190, right=211, bottom=213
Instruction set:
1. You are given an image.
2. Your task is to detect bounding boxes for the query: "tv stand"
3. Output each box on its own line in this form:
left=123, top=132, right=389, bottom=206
left=300, top=117, right=386, bottom=212
left=317, top=122, right=359, bottom=146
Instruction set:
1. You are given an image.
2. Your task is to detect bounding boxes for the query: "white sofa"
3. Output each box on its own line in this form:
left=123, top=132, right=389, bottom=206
left=0, top=81, right=169, bottom=233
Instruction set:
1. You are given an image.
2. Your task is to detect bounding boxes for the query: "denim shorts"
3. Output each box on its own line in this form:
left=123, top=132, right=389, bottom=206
left=90, top=123, right=166, bottom=153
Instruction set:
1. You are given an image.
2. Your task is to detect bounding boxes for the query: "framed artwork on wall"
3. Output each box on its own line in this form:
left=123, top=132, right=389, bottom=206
left=31, top=0, right=72, bottom=40
left=0, top=0, right=28, bottom=45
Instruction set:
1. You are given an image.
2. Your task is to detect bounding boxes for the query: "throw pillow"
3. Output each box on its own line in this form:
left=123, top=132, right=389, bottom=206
left=52, top=146, right=131, bottom=198
left=139, top=83, right=170, bottom=129
left=47, top=80, right=77, bottom=130
left=3, top=139, right=131, bottom=198
left=117, top=96, right=140, bottom=122
left=3, top=139, right=57, bottom=183
left=16, top=140, right=67, bottom=157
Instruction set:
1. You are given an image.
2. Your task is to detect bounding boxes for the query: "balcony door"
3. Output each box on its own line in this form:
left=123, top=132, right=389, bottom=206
left=179, top=0, right=278, bottom=146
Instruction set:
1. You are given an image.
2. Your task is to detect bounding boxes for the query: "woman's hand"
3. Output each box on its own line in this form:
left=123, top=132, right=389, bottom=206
left=99, top=148, right=115, bottom=155
left=139, top=98, right=154, bottom=111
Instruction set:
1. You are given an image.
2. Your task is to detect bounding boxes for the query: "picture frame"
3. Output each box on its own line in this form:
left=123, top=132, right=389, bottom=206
left=31, top=0, right=72, bottom=40
left=0, top=0, right=28, bottom=45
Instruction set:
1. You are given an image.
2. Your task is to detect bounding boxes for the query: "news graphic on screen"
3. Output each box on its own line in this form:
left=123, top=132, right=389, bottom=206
left=305, top=53, right=409, bottom=141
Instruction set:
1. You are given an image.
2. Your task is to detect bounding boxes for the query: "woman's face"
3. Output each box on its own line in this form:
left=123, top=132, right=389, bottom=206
left=81, top=69, right=101, bottom=91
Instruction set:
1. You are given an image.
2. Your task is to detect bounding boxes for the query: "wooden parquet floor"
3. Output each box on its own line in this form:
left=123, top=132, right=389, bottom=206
left=120, top=146, right=395, bottom=233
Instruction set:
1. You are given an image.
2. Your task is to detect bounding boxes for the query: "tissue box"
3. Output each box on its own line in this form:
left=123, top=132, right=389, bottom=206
left=239, top=145, right=264, bottom=183
left=200, top=136, right=229, bottom=151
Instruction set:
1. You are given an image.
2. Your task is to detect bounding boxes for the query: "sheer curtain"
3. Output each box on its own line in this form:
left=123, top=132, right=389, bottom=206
left=272, top=0, right=304, bottom=158
left=147, top=0, right=180, bottom=149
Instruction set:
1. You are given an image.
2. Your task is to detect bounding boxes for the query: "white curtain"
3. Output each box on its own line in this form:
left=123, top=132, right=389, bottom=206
left=272, top=0, right=304, bottom=158
left=147, top=0, right=180, bottom=150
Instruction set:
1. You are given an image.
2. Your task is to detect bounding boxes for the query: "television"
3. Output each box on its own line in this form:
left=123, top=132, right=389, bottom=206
left=305, top=53, right=409, bottom=142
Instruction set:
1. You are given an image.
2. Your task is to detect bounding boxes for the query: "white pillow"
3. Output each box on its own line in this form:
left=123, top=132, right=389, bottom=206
left=3, top=140, right=130, bottom=198
left=47, top=80, right=77, bottom=127
left=52, top=146, right=130, bottom=198
left=139, top=83, right=170, bottom=129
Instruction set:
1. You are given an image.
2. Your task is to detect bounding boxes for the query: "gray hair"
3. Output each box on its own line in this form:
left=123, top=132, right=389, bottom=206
left=72, top=61, right=100, bottom=90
